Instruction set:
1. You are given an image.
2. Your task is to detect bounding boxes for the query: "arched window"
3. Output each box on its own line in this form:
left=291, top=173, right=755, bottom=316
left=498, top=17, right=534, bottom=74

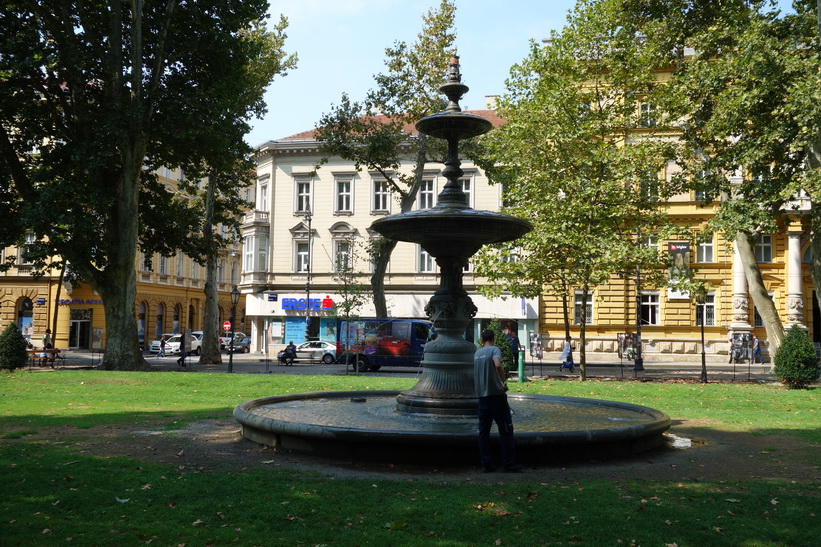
left=17, top=297, right=33, bottom=341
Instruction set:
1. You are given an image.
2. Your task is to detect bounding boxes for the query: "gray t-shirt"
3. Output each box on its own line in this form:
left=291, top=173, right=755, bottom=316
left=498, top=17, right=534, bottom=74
left=474, top=345, right=505, bottom=397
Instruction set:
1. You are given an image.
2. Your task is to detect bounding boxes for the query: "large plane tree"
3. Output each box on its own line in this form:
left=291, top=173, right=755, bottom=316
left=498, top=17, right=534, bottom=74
left=0, top=1, right=295, bottom=370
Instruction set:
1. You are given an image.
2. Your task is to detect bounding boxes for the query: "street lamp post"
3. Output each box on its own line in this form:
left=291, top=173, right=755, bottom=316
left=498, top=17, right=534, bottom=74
left=304, top=208, right=312, bottom=342
left=228, top=286, right=240, bottom=374
left=695, top=288, right=707, bottom=384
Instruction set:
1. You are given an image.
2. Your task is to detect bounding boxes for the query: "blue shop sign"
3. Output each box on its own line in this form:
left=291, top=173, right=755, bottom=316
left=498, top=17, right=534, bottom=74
left=281, top=296, right=334, bottom=311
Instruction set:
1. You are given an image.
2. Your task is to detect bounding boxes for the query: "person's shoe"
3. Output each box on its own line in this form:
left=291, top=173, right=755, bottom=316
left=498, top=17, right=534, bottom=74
left=502, top=464, right=524, bottom=473
left=482, top=464, right=496, bottom=473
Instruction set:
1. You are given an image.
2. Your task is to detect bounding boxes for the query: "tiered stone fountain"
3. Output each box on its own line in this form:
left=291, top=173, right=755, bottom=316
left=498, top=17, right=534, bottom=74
left=234, top=58, right=670, bottom=465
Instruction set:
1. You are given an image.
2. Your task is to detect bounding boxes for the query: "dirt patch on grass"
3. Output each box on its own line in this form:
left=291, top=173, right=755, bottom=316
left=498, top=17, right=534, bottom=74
left=12, top=416, right=817, bottom=485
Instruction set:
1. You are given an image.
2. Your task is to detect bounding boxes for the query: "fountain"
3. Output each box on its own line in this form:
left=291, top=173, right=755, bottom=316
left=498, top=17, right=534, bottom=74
left=234, top=57, right=671, bottom=466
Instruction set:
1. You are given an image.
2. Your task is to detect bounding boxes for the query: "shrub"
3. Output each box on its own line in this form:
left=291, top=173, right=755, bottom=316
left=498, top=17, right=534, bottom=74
left=481, top=318, right=516, bottom=375
left=0, top=323, right=29, bottom=371
left=773, top=325, right=820, bottom=389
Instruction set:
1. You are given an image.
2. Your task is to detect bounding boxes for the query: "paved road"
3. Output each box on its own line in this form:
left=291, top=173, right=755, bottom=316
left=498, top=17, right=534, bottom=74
left=43, top=350, right=776, bottom=383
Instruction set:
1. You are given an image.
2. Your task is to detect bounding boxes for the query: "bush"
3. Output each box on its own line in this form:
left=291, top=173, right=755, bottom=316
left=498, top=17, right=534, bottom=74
left=0, top=323, right=29, bottom=371
left=773, top=325, right=820, bottom=389
left=482, top=319, right=516, bottom=375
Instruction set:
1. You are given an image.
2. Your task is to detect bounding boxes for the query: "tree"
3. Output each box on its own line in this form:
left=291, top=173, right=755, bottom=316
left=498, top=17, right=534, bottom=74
left=330, top=237, right=370, bottom=374
left=0, top=323, right=28, bottom=371
left=472, top=1, right=678, bottom=380
left=0, top=2, right=296, bottom=370
left=316, top=0, right=456, bottom=317
left=615, top=0, right=821, bottom=352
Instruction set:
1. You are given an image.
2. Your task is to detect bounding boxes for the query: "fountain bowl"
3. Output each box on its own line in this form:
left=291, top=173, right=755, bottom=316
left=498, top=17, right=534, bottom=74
left=234, top=391, right=671, bottom=466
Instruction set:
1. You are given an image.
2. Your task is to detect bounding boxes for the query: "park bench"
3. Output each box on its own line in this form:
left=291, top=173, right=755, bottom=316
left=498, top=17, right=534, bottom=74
left=26, top=348, right=66, bottom=368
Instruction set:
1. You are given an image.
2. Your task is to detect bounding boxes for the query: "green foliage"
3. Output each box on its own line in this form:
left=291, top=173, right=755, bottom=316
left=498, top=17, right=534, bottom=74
left=0, top=323, right=28, bottom=371
left=315, top=0, right=456, bottom=316
left=0, top=1, right=295, bottom=368
left=773, top=325, right=820, bottom=389
left=483, top=318, right=516, bottom=374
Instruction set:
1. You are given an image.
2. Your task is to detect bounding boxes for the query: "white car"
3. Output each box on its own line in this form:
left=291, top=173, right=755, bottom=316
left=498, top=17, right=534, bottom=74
left=165, top=331, right=203, bottom=355
left=149, top=333, right=176, bottom=354
left=278, top=340, right=337, bottom=364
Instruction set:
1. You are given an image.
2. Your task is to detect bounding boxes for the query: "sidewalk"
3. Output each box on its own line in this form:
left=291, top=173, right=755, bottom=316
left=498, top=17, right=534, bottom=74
left=33, top=348, right=776, bottom=383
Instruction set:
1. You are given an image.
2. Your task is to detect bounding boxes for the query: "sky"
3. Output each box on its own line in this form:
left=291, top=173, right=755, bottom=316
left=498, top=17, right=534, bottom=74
left=246, top=0, right=796, bottom=147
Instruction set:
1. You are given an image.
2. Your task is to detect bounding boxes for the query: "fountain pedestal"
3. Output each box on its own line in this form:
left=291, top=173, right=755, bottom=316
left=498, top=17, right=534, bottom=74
left=371, top=56, right=531, bottom=416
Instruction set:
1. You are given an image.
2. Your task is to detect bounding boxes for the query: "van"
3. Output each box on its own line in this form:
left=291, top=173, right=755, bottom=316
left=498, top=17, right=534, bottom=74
left=337, top=318, right=434, bottom=372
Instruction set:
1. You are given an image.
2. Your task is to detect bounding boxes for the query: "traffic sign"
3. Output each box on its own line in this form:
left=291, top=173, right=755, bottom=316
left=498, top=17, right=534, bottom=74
left=223, top=321, right=231, bottom=331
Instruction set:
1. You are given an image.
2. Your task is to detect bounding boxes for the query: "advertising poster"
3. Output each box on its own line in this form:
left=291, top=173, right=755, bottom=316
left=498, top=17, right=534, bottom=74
left=284, top=317, right=307, bottom=344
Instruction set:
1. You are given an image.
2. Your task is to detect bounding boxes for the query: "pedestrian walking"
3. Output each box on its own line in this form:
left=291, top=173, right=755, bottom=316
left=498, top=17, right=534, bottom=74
left=559, top=335, right=574, bottom=372
left=159, top=335, right=167, bottom=358
left=474, top=329, right=522, bottom=473
left=752, top=334, right=764, bottom=364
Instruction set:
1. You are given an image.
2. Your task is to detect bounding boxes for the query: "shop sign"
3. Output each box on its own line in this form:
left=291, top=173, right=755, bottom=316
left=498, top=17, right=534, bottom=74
left=281, top=296, right=334, bottom=311
left=35, top=297, right=46, bottom=306
left=59, top=298, right=104, bottom=305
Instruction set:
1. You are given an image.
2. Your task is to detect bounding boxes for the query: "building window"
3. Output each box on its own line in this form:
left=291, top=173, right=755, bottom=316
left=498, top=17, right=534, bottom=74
left=642, top=235, right=658, bottom=250
left=640, top=172, right=659, bottom=201
left=244, top=236, right=254, bottom=272
left=419, top=246, right=435, bottom=273
left=335, top=178, right=353, bottom=214
left=257, top=234, right=269, bottom=272
left=694, top=170, right=710, bottom=202
left=190, top=261, right=199, bottom=280
left=18, top=233, right=35, bottom=265
left=695, top=292, right=715, bottom=326
left=259, top=183, right=268, bottom=210
left=159, top=255, right=168, bottom=275
left=697, top=238, right=714, bottom=263
left=753, top=292, right=775, bottom=327
left=755, top=234, right=773, bottom=263
left=296, top=242, right=309, bottom=273
left=373, top=180, right=390, bottom=213
left=139, top=251, right=150, bottom=272
left=639, top=101, right=657, bottom=127
left=640, top=292, right=660, bottom=325
left=175, top=252, right=184, bottom=277
left=460, top=177, right=473, bottom=207
left=217, top=259, right=225, bottom=283
left=574, top=291, right=593, bottom=325
left=335, top=239, right=351, bottom=272
left=295, top=178, right=311, bottom=213
left=230, top=262, right=237, bottom=285
left=419, top=179, right=435, bottom=210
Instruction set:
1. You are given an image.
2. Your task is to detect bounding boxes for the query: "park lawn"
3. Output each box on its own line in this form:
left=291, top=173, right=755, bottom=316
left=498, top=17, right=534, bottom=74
left=1, top=371, right=818, bottom=546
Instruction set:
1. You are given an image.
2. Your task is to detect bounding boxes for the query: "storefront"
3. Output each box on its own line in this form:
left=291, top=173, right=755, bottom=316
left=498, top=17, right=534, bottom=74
left=243, top=290, right=538, bottom=357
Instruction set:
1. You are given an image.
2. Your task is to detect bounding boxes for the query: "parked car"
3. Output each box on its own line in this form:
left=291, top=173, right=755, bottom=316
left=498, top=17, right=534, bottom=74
left=225, top=336, right=251, bottom=354
left=149, top=333, right=176, bottom=354
left=165, top=331, right=204, bottom=355
left=220, top=331, right=247, bottom=350
left=277, top=340, right=337, bottom=364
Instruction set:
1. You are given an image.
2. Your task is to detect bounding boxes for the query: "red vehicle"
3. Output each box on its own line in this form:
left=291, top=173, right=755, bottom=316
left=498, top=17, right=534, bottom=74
left=337, top=318, right=433, bottom=372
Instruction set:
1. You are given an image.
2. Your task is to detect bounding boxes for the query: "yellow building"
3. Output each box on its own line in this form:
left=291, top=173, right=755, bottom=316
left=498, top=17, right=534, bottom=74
left=0, top=167, right=245, bottom=351
left=538, top=171, right=814, bottom=362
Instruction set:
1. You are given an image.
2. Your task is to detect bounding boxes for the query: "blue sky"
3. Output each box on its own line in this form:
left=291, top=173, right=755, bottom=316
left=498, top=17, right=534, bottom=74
left=246, top=0, right=796, bottom=147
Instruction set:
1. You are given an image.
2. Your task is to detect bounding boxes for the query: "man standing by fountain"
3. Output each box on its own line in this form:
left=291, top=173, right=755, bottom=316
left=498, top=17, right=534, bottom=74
left=474, top=330, right=522, bottom=473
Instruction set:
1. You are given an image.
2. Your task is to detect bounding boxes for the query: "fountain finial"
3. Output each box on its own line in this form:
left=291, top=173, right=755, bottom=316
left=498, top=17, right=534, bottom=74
left=441, top=54, right=469, bottom=113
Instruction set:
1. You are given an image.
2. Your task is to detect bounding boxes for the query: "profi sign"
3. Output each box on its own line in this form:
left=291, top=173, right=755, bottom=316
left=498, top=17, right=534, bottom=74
left=280, top=296, right=334, bottom=311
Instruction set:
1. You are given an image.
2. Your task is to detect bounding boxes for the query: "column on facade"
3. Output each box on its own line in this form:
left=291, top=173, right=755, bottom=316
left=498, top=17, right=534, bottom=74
left=731, top=244, right=751, bottom=329
left=786, top=230, right=805, bottom=328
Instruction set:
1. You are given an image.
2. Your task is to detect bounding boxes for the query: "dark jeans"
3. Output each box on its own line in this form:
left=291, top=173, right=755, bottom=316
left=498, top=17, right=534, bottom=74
left=478, top=394, right=516, bottom=467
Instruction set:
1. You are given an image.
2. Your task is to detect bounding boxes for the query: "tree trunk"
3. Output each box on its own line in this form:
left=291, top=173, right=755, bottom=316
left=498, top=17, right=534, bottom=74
left=736, top=232, right=784, bottom=351
left=96, top=150, right=150, bottom=370
left=200, top=172, right=223, bottom=364
left=578, top=285, right=589, bottom=381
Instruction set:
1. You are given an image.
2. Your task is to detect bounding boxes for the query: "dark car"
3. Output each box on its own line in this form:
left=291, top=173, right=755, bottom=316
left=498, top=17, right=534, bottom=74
left=225, top=336, right=251, bottom=353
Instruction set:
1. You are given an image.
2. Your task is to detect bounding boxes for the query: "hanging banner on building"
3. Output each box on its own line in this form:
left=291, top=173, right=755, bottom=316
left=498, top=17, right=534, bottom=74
left=667, top=241, right=691, bottom=300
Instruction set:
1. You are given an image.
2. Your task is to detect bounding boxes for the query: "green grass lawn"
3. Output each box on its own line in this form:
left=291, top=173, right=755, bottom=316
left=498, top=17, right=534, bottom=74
left=1, top=371, right=818, bottom=546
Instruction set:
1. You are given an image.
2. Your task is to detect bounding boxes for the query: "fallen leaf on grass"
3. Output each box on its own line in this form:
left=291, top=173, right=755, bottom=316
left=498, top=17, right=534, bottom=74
left=116, top=497, right=130, bottom=503
left=192, top=519, right=204, bottom=526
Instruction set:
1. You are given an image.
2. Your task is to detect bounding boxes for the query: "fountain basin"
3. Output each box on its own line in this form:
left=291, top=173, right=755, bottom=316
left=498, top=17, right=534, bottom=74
left=234, top=391, right=671, bottom=465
